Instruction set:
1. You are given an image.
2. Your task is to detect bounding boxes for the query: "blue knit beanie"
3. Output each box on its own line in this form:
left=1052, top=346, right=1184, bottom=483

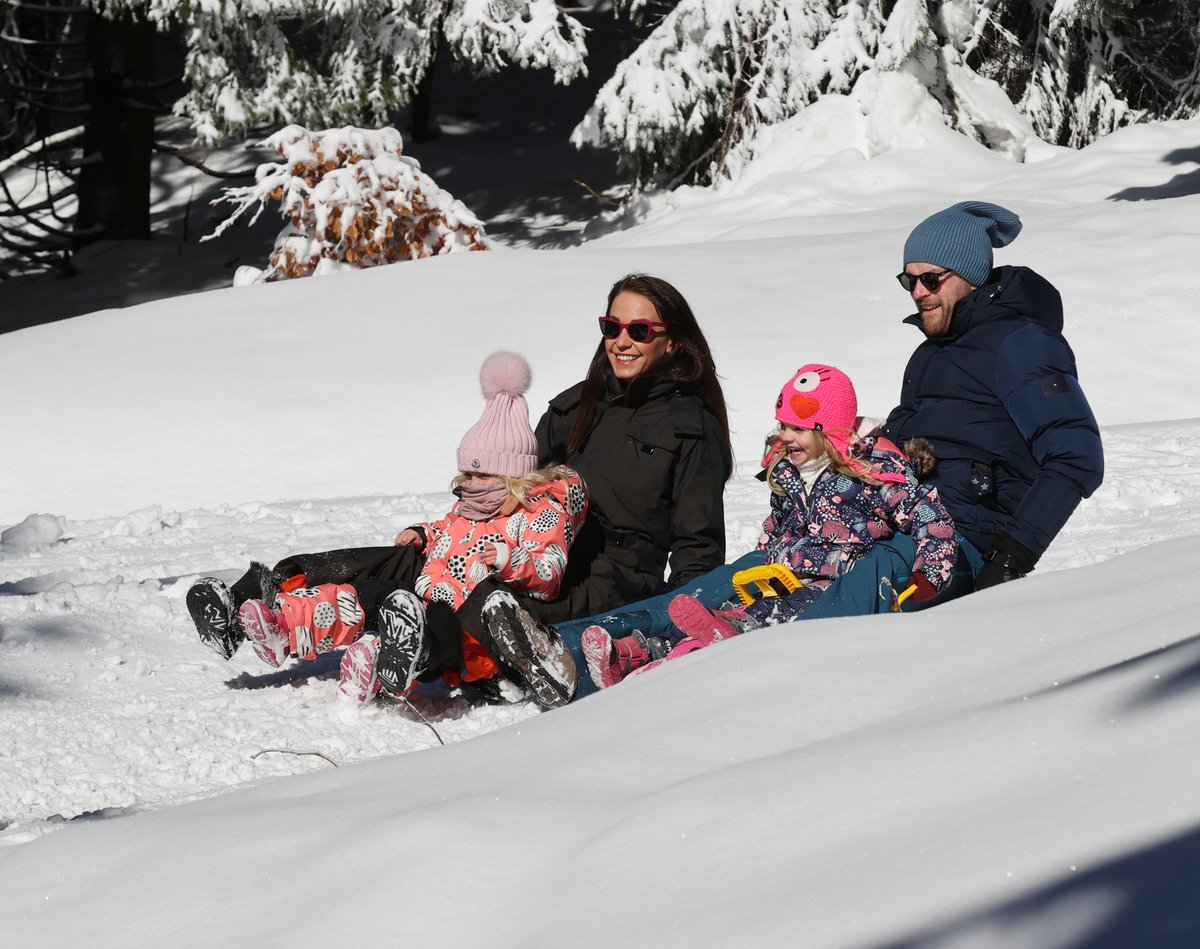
left=903, top=201, right=1023, bottom=287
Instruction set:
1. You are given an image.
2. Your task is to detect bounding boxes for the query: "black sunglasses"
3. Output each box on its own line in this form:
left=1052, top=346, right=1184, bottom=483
left=598, top=316, right=668, bottom=343
left=896, top=269, right=953, bottom=293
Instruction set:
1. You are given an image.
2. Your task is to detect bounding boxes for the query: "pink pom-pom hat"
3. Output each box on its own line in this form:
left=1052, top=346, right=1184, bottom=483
left=457, top=351, right=539, bottom=477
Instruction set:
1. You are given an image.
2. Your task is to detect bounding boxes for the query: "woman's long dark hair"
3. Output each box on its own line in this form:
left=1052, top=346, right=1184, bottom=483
left=567, top=273, right=733, bottom=479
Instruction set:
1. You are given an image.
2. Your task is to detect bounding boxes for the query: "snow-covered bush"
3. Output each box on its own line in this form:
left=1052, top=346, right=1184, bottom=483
left=204, top=126, right=489, bottom=281
left=2, top=0, right=589, bottom=278
left=979, top=0, right=1200, bottom=147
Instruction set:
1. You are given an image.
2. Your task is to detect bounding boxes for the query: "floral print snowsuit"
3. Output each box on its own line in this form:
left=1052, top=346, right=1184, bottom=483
left=747, top=436, right=958, bottom=625
left=411, top=469, right=589, bottom=611
left=275, top=470, right=588, bottom=668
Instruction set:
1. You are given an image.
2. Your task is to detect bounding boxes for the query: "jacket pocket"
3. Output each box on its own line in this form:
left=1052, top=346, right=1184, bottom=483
left=624, top=433, right=680, bottom=500
left=969, top=461, right=995, bottom=499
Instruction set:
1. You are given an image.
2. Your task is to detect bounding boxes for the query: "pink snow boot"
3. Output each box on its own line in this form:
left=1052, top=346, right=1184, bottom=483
left=237, top=599, right=290, bottom=668
left=581, top=626, right=651, bottom=689
left=667, top=594, right=743, bottom=647
left=338, top=634, right=382, bottom=705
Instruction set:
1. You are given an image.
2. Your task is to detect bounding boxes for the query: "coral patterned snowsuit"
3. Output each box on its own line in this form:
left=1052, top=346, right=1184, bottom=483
left=407, top=469, right=589, bottom=682
left=411, top=470, right=589, bottom=609
left=274, top=469, right=587, bottom=683
left=747, top=435, right=958, bottom=625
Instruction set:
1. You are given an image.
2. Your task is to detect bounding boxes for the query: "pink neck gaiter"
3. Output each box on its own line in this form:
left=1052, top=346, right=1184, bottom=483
left=457, top=480, right=510, bottom=520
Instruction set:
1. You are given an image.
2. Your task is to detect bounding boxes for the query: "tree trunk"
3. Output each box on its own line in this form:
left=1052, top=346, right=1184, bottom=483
left=410, top=56, right=439, bottom=144
left=76, top=10, right=155, bottom=241
left=409, top=7, right=446, bottom=144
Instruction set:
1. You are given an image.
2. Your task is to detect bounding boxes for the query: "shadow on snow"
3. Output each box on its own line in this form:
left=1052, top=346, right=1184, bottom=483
left=874, top=821, right=1200, bottom=949
left=1001, top=631, right=1200, bottom=713
left=1109, top=147, right=1200, bottom=201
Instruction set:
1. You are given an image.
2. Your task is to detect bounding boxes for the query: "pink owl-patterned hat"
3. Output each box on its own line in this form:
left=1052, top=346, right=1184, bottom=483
left=775, top=364, right=858, bottom=459
left=457, top=351, right=539, bottom=477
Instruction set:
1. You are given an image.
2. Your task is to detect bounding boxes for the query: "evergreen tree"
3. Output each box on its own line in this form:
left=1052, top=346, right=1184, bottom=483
left=179, top=0, right=589, bottom=144
left=576, top=0, right=1200, bottom=187
left=980, top=0, right=1200, bottom=147
left=0, top=0, right=588, bottom=274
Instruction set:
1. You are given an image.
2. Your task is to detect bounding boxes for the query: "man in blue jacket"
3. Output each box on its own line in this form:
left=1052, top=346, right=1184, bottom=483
left=885, top=201, right=1104, bottom=590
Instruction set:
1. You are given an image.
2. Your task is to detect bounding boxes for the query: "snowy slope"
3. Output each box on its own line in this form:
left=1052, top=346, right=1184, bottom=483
left=2, top=531, right=1199, bottom=948
left=2, top=99, right=1200, bottom=947
left=3, top=115, right=1199, bottom=526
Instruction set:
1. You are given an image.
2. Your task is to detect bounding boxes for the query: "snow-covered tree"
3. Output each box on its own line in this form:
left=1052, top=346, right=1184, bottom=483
left=572, top=0, right=936, bottom=185
left=0, top=0, right=587, bottom=276
left=177, top=0, right=589, bottom=144
left=1, top=1, right=157, bottom=267
left=575, top=0, right=1200, bottom=186
left=976, top=0, right=1200, bottom=147
left=203, top=125, right=489, bottom=282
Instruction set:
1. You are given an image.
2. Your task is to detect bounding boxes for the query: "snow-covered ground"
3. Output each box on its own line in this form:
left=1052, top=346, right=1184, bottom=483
left=2, top=93, right=1200, bottom=945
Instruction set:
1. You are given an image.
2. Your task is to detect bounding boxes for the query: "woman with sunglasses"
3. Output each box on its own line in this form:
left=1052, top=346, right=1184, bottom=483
left=468, top=273, right=734, bottom=706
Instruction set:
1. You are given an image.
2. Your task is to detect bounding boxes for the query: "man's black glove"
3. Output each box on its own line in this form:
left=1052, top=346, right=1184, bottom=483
left=975, top=532, right=1038, bottom=591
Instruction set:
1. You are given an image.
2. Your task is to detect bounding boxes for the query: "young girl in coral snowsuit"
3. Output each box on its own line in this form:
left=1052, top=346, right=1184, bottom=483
left=186, top=352, right=587, bottom=704
left=581, top=363, right=959, bottom=689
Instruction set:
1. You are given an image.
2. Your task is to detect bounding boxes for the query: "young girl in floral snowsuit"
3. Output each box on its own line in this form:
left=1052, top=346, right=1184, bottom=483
left=582, top=363, right=958, bottom=688
left=360, top=456, right=587, bottom=700
left=189, top=352, right=587, bottom=704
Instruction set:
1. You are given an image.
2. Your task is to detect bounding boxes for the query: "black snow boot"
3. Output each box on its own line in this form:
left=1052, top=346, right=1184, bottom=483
left=483, top=590, right=577, bottom=710
left=631, top=628, right=674, bottom=661
left=186, top=577, right=241, bottom=660
left=454, top=676, right=515, bottom=705
left=375, top=589, right=430, bottom=698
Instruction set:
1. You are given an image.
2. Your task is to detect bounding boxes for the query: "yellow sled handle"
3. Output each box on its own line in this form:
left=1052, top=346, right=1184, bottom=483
left=890, top=582, right=918, bottom=612
left=732, top=563, right=804, bottom=606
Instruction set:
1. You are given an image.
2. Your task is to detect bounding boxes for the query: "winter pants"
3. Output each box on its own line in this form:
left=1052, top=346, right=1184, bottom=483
left=229, top=545, right=465, bottom=682
left=558, top=534, right=982, bottom=701
left=553, top=550, right=769, bottom=700
left=799, top=534, right=981, bottom=621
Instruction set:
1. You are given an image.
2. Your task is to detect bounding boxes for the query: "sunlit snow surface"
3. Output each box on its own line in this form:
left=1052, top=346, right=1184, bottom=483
left=2, top=105, right=1200, bottom=947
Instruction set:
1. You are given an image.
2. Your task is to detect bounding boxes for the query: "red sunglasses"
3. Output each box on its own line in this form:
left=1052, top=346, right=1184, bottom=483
left=598, top=316, right=668, bottom=343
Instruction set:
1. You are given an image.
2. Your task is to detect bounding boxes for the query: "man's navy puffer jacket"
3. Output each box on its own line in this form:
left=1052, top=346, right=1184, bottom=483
left=885, top=265, right=1104, bottom=559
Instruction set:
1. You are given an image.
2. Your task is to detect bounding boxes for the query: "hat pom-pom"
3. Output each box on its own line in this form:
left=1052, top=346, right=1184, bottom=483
left=480, top=351, right=532, bottom=399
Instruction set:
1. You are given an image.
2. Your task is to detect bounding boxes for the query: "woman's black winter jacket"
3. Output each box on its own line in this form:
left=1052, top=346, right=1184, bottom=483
left=532, top=372, right=731, bottom=620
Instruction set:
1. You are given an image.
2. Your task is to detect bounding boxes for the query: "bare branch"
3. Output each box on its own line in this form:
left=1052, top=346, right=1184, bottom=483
left=4, top=0, right=89, bottom=11
left=153, top=141, right=257, bottom=179
left=250, top=748, right=340, bottom=767
left=0, top=127, right=83, bottom=174
left=0, top=31, right=85, bottom=49
left=573, top=178, right=628, bottom=208
left=399, top=698, right=445, bottom=745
